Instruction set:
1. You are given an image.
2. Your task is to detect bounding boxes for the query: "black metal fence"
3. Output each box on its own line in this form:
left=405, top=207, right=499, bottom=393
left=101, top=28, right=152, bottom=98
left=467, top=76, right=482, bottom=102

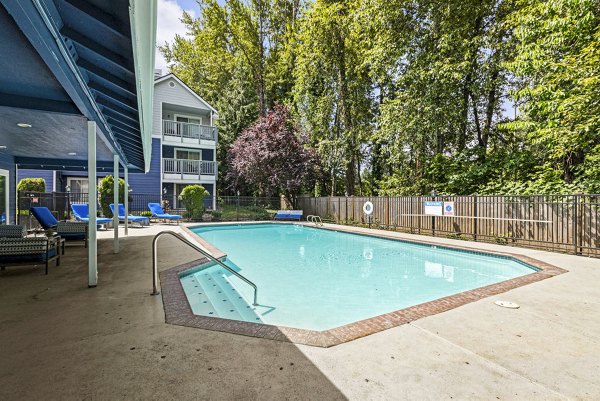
left=297, top=194, right=600, bottom=258
left=17, top=191, right=282, bottom=228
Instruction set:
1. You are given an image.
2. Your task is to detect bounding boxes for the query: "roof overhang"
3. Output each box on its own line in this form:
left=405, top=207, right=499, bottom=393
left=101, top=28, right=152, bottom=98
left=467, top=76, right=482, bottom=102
left=0, top=0, right=156, bottom=171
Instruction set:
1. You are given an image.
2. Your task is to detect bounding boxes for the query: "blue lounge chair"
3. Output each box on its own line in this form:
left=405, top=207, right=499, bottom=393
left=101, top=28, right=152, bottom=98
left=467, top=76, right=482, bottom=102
left=70, top=204, right=112, bottom=228
left=274, top=210, right=303, bottom=221
left=109, top=204, right=149, bottom=226
left=30, top=206, right=87, bottom=247
left=148, top=203, right=182, bottom=224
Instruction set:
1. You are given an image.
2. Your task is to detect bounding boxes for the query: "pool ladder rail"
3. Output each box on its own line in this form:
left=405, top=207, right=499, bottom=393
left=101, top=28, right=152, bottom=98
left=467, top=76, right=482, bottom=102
left=151, top=230, right=258, bottom=305
left=307, top=215, right=324, bottom=226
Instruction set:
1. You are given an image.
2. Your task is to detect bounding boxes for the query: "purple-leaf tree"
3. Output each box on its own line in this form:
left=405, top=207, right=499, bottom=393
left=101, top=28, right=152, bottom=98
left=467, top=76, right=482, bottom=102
left=228, top=105, right=318, bottom=205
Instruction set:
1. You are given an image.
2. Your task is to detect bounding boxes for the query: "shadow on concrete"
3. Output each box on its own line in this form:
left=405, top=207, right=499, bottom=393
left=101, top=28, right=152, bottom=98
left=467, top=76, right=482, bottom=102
left=0, top=233, right=347, bottom=400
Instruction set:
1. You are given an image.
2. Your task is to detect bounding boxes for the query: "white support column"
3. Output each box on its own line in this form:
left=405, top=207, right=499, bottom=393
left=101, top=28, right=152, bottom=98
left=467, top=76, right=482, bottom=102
left=124, top=165, right=129, bottom=236
left=87, top=121, right=98, bottom=288
left=113, top=154, right=119, bottom=253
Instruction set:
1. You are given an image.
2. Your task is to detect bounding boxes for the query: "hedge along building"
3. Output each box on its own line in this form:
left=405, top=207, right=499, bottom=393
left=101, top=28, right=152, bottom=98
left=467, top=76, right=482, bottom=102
left=18, top=71, right=219, bottom=210
left=0, top=0, right=157, bottom=286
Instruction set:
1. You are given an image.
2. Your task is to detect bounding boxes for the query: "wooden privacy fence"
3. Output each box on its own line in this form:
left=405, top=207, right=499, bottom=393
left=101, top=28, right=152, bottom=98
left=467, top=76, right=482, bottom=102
left=297, top=194, right=600, bottom=257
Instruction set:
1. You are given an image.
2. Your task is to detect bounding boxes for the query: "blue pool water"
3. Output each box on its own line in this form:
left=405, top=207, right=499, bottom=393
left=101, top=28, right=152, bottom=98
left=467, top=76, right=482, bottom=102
left=181, top=223, right=537, bottom=331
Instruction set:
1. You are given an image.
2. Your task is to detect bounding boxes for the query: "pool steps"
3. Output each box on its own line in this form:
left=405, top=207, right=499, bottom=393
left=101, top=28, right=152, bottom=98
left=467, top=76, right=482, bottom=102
left=181, top=266, right=260, bottom=322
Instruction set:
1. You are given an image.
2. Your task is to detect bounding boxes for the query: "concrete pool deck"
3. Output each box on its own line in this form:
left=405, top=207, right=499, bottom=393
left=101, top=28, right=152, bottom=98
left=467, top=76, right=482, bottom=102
left=1, top=222, right=599, bottom=400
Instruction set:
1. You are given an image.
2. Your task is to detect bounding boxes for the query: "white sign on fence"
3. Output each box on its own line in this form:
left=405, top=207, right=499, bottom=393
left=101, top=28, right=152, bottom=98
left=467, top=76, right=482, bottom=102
left=424, top=201, right=443, bottom=216
left=443, top=201, right=455, bottom=216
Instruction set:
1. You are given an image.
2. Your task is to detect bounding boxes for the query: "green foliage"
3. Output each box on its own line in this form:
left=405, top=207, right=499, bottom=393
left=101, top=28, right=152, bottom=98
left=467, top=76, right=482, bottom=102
left=179, top=185, right=210, bottom=219
left=161, top=0, right=600, bottom=196
left=216, top=204, right=272, bottom=221
left=17, top=178, right=45, bottom=193
left=97, top=175, right=126, bottom=217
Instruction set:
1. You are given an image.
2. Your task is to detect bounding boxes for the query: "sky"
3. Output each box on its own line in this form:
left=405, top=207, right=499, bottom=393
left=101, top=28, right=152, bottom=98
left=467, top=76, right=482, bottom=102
left=155, top=0, right=201, bottom=72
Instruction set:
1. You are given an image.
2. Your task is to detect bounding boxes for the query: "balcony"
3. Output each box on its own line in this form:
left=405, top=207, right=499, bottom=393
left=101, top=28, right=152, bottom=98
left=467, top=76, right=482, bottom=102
left=163, top=158, right=217, bottom=181
left=162, top=120, right=217, bottom=144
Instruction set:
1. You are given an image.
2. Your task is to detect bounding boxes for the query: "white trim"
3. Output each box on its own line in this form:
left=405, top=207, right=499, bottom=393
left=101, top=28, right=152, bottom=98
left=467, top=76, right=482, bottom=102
left=0, top=169, right=10, bottom=224
left=88, top=121, right=98, bottom=287
left=52, top=170, right=57, bottom=192
left=154, top=73, right=218, bottom=114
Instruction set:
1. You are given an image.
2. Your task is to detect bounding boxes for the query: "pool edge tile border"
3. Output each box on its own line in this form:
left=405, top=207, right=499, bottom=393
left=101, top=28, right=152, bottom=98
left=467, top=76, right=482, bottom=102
left=161, top=223, right=568, bottom=348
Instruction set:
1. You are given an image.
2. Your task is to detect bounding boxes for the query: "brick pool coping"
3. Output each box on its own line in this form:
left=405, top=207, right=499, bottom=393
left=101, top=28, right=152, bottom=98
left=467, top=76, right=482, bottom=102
left=159, top=223, right=567, bottom=347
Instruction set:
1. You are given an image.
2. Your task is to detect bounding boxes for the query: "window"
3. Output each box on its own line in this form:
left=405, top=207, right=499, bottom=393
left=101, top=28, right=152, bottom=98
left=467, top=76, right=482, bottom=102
left=67, top=177, right=88, bottom=193
left=176, top=116, right=202, bottom=125
left=67, top=177, right=103, bottom=193
left=175, top=149, right=201, bottom=160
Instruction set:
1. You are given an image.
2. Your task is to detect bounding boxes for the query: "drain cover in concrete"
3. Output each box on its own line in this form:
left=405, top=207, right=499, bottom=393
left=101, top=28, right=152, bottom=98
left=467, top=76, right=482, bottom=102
left=494, top=300, right=520, bottom=309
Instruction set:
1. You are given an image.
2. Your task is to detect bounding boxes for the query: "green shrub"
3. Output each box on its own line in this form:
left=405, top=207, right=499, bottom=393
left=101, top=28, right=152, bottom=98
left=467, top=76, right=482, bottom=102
left=17, top=178, right=45, bottom=193
left=140, top=210, right=152, bottom=217
left=98, top=175, right=127, bottom=217
left=179, top=185, right=209, bottom=220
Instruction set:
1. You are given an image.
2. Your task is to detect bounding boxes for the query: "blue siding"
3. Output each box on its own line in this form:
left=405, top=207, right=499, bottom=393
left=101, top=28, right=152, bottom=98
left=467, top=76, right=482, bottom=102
left=162, top=145, right=174, bottom=158
left=128, top=138, right=161, bottom=195
left=202, top=183, right=214, bottom=196
left=17, top=169, right=54, bottom=191
left=0, top=152, right=16, bottom=224
left=202, top=149, right=214, bottom=161
left=163, top=145, right=213, bottom=161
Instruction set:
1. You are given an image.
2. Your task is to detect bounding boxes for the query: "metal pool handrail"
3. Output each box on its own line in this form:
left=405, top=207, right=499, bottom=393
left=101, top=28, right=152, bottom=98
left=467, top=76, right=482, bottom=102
left=307, top=215, right=323, bottom=226
left=151, top=230, right=258, bottom=305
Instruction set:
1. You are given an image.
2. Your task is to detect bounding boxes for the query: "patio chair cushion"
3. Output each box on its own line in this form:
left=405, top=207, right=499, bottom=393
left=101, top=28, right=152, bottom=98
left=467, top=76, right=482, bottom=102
left=30, top=207, right=59, bottom=230
left=110, top=204, right=150, bottom=225
left=70, top=204, right=112, bottom=224
left=148, top=203, right=182, bottom=219
left=0, top=225, right=27, bottom=238
left=274, top=210, right=303, bottom=220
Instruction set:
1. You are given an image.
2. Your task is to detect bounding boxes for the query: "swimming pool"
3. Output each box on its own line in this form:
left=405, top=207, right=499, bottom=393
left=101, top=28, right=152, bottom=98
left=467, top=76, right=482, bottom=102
left=179, top=223, right=538, bottom=331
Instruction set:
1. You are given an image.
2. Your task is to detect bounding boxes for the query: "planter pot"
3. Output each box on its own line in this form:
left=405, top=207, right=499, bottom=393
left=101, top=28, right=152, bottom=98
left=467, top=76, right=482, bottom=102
left=202, top=213, right=213, bottom=222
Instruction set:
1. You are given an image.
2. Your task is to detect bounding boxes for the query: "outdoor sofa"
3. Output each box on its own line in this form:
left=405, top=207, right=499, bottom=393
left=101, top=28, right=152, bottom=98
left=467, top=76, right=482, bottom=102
left=0, top=225, right=60, bottom=275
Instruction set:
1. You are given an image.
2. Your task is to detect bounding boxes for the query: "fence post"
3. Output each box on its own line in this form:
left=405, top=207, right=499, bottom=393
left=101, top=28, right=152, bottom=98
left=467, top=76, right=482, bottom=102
left=345, top=196, right=348, bottom=224
left=572, top=195, right=577, bottom=254
left=431, top=194, right=436, bottom=237
left=473, top=195, right=478, bottom=241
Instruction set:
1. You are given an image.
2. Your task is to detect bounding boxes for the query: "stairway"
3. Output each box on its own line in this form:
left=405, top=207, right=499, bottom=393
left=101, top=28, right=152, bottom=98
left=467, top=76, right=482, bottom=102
left=181, top=265, right=261, bottom=323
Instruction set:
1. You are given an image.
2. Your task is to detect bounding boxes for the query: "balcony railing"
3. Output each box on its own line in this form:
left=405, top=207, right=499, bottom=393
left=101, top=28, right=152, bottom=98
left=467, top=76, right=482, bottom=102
left=163, top=158, right=217, bottom=177
left=162, top=120, right=217, bottom=142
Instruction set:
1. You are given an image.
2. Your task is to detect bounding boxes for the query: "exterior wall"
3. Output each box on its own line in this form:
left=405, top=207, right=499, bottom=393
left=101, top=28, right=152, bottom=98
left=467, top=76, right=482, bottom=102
left=162, top=145, right=214, bottom=161
left=153, top=76, right=214, bottom=137
left=17, top=169, right=54, bottom=192
left=128, top=138, right=161, bottom=194
left=162, top=108, right=210, bottom=125
left=0, top=152, right=16, bottom=224
left=202, top=149, right=214, bottom=161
